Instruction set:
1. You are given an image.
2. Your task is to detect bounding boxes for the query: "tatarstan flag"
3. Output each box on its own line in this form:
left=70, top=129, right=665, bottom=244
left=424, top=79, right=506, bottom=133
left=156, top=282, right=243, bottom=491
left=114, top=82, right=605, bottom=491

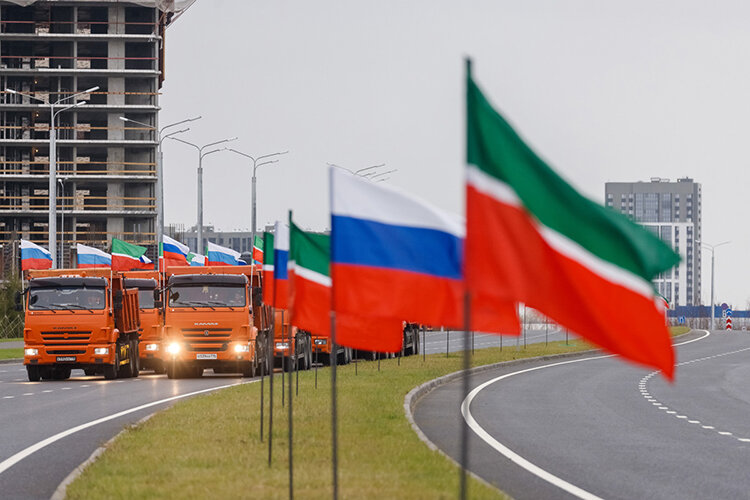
left=111, top=238, right=150, bottom=271
left=288, top=215, right=402, bottom=351
left=464, top=61, right=680, bottom=379
left=253, top=235, right=264, bottom=265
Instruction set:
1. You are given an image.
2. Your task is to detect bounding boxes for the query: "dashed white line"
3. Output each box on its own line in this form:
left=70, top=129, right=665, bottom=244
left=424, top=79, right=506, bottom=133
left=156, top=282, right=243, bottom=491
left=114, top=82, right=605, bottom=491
left=3, top=396, right=13, bottom=399
left=640, top=333, right=750, bottom=445
left=22, top=393, right=33, bottom=396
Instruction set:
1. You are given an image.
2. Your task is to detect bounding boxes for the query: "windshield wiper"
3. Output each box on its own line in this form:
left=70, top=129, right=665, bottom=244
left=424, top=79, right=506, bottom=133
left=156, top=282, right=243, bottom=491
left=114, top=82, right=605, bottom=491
left=30, top=304, right=58, bottom=313
left=205, top=300, right=239, bottom=310
left=52, top=303, right=96, bottom=313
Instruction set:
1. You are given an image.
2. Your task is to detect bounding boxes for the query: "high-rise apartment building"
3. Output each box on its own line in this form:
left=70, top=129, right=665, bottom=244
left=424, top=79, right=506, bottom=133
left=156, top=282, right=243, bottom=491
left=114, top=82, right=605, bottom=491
left=605, top=177, right=702, bottom=307
left=0, top=0, right=184, bottom=271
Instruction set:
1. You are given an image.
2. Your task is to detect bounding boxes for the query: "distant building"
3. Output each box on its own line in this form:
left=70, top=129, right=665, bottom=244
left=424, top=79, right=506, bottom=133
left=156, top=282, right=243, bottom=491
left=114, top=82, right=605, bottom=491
left=181, top=226, right=254, bottom=255
left=605, top=177, right=702, bottom=306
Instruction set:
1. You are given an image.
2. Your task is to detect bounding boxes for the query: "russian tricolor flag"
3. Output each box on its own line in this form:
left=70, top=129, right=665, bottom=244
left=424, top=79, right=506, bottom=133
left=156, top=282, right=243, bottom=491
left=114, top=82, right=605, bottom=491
left=76, top=243, right=112, bottom=268
left=21, top=240, right=52, bottom=271
left=273, top=222, right=289, bottom=308
left=262, top=232, right=274, bottom=305
left=206, top=241, right=242, bottom=266
left=162, top=235, right=189, bottom=267
left=330, top=167, right=519, bottom=333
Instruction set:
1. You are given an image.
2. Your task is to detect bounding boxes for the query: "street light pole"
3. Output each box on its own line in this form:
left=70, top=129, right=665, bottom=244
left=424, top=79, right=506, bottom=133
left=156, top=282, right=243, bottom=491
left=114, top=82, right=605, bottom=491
left=120, top=116, right=199, bottom=269
left=225, top=149, right=289, bottom=247
left=169, top=136, right=238, bottom=253
left=6, top=86, right=98, bottom=268
left=57, top=178, right=65, bottom=266
left=700, top=240, right=730, bottom=330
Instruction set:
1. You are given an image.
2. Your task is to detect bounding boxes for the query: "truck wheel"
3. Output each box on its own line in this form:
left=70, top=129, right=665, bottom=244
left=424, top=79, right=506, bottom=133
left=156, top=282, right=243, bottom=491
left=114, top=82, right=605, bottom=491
left=193, top=367, right=204, bottom=378
left=41, top=367, right=54, bottom=380
left=131, top=340, right=140, bottom=378
left=166, top=363, right=181, bottom=379
left=26, top=365, right=41, bottom=382
left=104, top=350, right=120, bottom=380
left=83, top=368, right=97, bottom=376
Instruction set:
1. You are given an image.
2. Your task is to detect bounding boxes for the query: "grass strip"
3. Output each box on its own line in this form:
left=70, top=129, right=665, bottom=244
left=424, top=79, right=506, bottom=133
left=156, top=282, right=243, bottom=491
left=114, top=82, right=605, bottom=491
left=66, top=328, right=687, bottom=499
left=0, top=348, right=22, bottom=360
left=0, top=337, right=22, bottom=343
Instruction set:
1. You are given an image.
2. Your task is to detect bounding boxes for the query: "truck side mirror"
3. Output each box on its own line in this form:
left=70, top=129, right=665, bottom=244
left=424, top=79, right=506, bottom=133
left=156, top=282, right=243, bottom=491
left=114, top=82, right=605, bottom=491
left=14, top=290, right=23, bottom=312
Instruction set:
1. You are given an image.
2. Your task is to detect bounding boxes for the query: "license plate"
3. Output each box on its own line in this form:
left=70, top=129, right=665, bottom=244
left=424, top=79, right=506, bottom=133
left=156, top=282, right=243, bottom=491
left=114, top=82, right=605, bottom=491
left=56, top=356, right=76, bottom=362
left=196, top=353, right=217, bottom=360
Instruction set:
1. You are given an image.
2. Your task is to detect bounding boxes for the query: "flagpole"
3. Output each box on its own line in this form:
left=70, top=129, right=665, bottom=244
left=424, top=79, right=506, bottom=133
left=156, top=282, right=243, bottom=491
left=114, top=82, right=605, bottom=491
left=281, top=312, right=285, bottom=408
left=268, top=309, right=274, bottom=466
left=459, top=291, right=472, bottom=500
left=288, top=326, right=294, bottom=500
left=328, top=165, right=339, bottom=500
left=330, top=310, right=338, bottom=500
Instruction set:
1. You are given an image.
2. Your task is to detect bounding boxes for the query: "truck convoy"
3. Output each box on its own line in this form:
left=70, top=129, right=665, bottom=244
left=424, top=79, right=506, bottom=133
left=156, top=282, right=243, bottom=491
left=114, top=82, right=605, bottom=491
left=20, top=268, right=141, bottom=381
left=273, top=309, right=313, bottom=371
left=162, top=265, right=270, bottom=379
left=123, top=270, right=164, bottom=373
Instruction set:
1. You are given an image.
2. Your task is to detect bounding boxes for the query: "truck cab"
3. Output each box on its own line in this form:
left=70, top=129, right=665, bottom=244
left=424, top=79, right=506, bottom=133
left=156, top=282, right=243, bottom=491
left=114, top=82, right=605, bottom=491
left=162, top=266, right=269, bottom=378
left=21, top=269, right=141, bottom=381
left=123, top=270, right=164, bottom=373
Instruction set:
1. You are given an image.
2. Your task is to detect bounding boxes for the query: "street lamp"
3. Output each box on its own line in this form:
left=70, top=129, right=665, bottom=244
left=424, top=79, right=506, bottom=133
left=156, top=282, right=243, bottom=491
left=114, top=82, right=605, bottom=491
left=6, top=86, right=98, bottom=268
left=225, top=148, right=289, bottom=247
left=120, top=115, right=200, bottom=269
left=700, top=240, right=730, bottom=330
left=169, top=136, right=238, bottom=253
left=57, top=178, right=66, bottom=266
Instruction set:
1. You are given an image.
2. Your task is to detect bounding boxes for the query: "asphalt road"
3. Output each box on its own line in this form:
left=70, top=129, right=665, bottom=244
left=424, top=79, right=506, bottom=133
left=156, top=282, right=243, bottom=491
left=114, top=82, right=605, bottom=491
left=421, top=326, right=571, bottom=356
left=0, top=366, right=255, bottom=499
left=414, top=330, right=750, bottom=499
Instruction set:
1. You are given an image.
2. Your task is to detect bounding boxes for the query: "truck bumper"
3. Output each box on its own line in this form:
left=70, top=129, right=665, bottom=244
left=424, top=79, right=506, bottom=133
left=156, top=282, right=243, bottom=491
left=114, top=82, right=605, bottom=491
left=24, top=343, right=115, bottom=368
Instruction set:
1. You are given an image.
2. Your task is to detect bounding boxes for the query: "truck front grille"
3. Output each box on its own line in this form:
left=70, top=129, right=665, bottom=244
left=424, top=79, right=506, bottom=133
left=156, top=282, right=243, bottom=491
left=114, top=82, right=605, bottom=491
left=40, top=331, right=92, bottom=346
left=47, top=349, right=86, bottom=355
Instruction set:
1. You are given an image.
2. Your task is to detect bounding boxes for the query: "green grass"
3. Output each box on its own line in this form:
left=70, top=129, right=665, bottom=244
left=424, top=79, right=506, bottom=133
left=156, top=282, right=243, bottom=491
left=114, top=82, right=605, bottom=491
left=66, top=327, right=693, bottom=499
left=66, top=339, right=595, bottom=500
left=0, top=337, right=21, bottom=343
left=0, top=348, right=22, bottom=360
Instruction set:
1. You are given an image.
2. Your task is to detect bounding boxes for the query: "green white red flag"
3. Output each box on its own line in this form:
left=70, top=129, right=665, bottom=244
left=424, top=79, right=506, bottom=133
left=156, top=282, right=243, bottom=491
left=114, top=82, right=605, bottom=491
left=111, top=238, right=151, bottom=271
left=464, top=61, right=680, bottom=379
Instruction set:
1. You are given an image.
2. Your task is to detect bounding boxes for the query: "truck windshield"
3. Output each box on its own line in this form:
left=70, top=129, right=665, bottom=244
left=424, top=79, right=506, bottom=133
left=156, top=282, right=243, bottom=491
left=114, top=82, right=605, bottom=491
left=169, top=285, right=246, bottom=308
left=28, top=286, right=106, bottom=311
left=137, top=290, right=155, bottom=309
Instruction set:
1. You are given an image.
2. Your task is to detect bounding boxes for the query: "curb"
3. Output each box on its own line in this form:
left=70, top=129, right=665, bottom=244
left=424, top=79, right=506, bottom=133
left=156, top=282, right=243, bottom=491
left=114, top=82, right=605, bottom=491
left=402, top=330, right=697, bottom=493
left=50, top=413, right=156, bottom=500
left=0, top=358, right=21, bottom=365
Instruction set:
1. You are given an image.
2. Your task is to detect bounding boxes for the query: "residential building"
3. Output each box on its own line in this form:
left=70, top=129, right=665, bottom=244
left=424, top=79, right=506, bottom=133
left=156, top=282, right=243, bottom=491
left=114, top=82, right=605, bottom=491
left=605, top=177, right=702, bottom=306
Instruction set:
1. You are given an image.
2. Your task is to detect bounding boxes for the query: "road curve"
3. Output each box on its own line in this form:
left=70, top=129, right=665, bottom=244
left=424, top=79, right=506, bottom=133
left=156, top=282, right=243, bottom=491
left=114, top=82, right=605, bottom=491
left=414, top=330, right=750, bottom=499
left=0, top=366, right=254, bottom=499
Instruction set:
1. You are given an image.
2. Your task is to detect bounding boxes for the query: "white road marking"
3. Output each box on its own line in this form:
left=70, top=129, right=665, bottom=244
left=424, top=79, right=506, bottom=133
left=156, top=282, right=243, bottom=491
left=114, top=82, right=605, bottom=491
left=738, top=438, right=750, bottom=443
left=640, top=333, right=750, bottom=444
left=42, top=390, right=53, bottom=393
left=22, top=393, right=33, bottom=396
left=3, top=396, right=13, bottom=399
left=461, top=330, right=710, bottom=500
left=80, top=385, right=90, bottom=388
left=0, top=380, right=253, bottom=476
left=61, top=388, right=70, bottom=391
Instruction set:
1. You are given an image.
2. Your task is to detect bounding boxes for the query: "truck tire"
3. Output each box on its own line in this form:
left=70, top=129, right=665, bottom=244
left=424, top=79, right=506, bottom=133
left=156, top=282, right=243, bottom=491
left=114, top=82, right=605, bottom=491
left=104, top=350, right=119, bottom=380
left=83, top=368, right=97, bottom=376
left=130, top=340, right=140, bottom=378
left=26, top=365, right=41, bottom=382
left=193, top=367, right=204, bottom=378
left=166, top=362, right=181, bottom=379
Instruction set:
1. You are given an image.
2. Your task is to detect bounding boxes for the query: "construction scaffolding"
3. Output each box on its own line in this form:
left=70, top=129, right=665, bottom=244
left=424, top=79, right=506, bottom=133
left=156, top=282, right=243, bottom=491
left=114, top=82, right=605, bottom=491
left=0, top=0, right=174, bottom=268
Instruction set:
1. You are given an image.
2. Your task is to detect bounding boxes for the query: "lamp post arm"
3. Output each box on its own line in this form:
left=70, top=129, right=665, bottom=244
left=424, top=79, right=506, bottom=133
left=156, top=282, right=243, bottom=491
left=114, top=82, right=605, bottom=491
left=169, top=136, right=201, bottom=153
left=52, top=86, right=99, bottom=106
left=160, top=128, right=189, bottom=145
left=160, top=115, right=201, bottom=136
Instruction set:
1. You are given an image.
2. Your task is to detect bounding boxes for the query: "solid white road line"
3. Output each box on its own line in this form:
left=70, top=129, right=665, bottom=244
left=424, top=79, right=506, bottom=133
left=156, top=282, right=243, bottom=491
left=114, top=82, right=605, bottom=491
left=460, top=330, right=710, bottom=500
left=0, top=380, right=251, bottom=475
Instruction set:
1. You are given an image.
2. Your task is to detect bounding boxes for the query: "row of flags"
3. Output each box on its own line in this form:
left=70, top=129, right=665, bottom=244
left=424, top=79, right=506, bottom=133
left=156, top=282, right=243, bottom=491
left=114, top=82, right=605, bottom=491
left=20, top=235, right=248, bottom=272
left=19, top=64, right=679, bottom=378
left=259, top=64, right=679, bottom=379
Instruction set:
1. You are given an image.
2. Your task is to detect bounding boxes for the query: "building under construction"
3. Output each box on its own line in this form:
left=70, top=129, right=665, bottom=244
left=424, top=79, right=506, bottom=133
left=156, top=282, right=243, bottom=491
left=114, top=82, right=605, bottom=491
left=0, top=0, right=192, bottom=272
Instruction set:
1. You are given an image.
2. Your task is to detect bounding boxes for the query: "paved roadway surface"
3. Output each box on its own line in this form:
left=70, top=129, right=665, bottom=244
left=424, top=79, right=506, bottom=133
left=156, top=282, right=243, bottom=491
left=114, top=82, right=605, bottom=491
left=414, top=330, right=750, bottom=499
left=421, top=326, right=571, bottom=356
left=0, top=367, right=255, bottom=499
left=0, top=341, right=23, bottom=349
left=0, top=327, right=564, bottom=499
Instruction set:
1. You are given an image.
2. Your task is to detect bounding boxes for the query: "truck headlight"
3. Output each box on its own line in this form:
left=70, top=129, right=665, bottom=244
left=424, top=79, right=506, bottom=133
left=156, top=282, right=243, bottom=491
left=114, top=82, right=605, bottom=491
left=94, top=348, right=109, bottom=355
left=145, top=344, right=159, bottom=352
left=167, top=342, right=181, bottom=355
left=275, top=342, right=289, bottom=350
left=234, top=344, right=250, bottom=353
left=314, top=339, right=327, bottom=346
left=24, top=348, right=38, bottom=356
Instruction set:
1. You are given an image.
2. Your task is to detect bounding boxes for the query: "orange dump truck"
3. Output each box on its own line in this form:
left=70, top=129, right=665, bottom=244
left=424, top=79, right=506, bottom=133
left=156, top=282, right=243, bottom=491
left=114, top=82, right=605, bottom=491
left=272, top=310, right=312, bottom=371
left=20, top=268, right=141, bottom=381
left=162, top=265, right=270, bottom=378
left=311, top=332, right=351, bottom=365
left=123, top=270, right=164, bottom=373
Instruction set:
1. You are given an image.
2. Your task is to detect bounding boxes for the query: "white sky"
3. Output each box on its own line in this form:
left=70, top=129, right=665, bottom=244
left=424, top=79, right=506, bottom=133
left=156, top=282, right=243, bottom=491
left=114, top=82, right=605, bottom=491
left=159, top=1, right=750, bottom=308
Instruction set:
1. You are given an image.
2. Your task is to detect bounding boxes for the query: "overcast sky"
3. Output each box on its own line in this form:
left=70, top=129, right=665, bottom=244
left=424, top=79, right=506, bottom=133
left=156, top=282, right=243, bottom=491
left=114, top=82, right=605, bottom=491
left=159, top=1, right=750, bottom=307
